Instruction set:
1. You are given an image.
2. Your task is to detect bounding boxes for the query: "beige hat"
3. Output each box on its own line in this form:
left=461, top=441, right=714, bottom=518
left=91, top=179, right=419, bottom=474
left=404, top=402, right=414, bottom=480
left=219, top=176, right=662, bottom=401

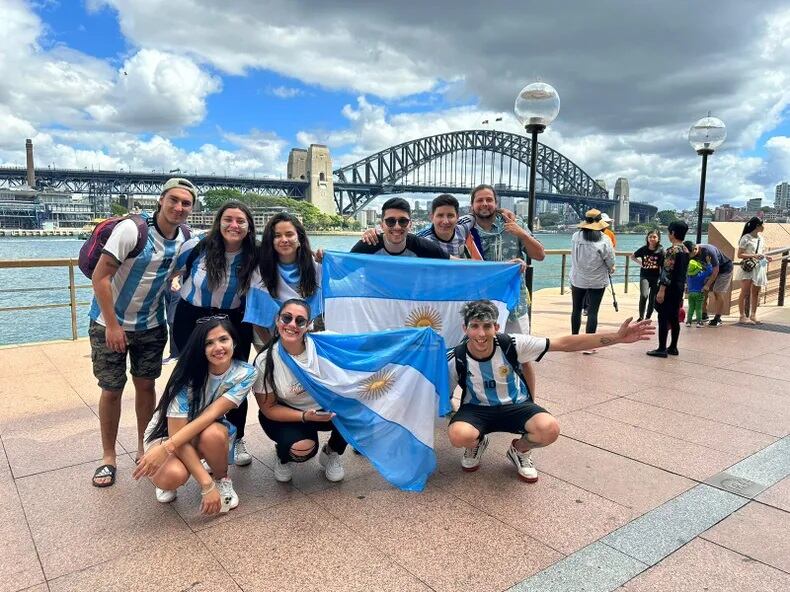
left=161, top=177, right=198, bottom=202
left=577, top=208, right=609, bottom=231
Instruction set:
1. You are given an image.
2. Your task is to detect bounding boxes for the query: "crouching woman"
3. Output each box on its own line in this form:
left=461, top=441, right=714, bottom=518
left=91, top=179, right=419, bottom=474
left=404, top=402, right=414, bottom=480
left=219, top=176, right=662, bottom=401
left=133, top=316, right=257, bottom=514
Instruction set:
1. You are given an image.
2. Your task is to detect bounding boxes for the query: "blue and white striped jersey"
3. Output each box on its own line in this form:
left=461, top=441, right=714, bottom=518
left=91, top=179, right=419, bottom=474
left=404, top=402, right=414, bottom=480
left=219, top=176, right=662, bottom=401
left=89, top=215, right=188, bottom=331
left=176, top=237, right=246, bottom=309
left=415, top=215, right=475, bottom=258
left=447, top=334, right=549, bottom=406
left=167, top=359, right=257, bottom=418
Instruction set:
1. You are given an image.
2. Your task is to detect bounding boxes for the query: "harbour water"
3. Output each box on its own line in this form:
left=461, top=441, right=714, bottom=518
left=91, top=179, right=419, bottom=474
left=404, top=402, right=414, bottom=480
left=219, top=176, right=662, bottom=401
left=0, top=232, right=667, bottom=346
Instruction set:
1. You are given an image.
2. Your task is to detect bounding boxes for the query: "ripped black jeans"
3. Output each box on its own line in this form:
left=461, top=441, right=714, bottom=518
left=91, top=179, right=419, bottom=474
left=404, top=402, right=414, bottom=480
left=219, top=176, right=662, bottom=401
left=258, top=409, right=347, bottom=463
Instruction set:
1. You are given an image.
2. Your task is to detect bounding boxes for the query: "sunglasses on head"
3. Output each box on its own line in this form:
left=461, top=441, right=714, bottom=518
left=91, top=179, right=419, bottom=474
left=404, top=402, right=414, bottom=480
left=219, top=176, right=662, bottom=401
left=279, top=313, right=309, bottom=328
left=196, top=314, right=229, bottom=324
left=383, top=217, right=410, bottom=228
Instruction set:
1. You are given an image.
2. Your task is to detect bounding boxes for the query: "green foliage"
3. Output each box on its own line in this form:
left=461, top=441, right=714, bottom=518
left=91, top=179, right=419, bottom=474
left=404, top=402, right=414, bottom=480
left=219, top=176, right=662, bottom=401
left=656, top=210, right=679, bottom=225
left=202, top=189, right=350, bottom=230
left=110, top=202, right=128, bottom=216
left=538, top=212, right=561, bottom=227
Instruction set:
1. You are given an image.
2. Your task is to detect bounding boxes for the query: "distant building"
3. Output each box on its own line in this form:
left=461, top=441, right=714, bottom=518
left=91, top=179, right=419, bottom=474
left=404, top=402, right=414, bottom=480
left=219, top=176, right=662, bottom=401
left=516, top=200, right=530, bottom=218
left=613, top=177, right=630, bottom=226
left=187, top=207, right=301, bottom=230
left=775, top=182, right=790, bottom=211
left=746, top=197, right=762, bottom=212
left=714, top=204, right=736, bottom=222
left=0, top=188, right=100, bottom=229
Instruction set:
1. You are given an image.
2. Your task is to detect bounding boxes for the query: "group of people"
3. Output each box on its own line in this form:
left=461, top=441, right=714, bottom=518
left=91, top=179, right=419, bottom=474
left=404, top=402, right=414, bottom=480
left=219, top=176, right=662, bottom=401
left=88, top=176, right=748, bottom=515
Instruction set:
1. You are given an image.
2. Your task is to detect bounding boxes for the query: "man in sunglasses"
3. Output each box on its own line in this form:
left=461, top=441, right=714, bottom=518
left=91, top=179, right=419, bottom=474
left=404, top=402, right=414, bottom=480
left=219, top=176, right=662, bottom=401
left=89, top=177, right=196, bottom=488
left=351, top=197, right=449, bottom=259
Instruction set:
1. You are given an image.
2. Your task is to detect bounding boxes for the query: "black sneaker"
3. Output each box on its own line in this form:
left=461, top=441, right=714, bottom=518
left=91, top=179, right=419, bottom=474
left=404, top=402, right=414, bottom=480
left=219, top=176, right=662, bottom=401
left=667, top=347, right=679, bottom=356
left=702, top=313, right=709, bottom=321
left=707, top=318, right=723, bottom=327
left=646, top=349, right=668, bottom=358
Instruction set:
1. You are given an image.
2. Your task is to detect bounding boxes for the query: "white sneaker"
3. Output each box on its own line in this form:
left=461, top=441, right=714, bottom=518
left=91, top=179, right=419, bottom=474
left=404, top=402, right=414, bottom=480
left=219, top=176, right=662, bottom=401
left=216, top=476, right=239, bottom=511
left=200, top=458, right=212, bottom=474
left=273, top=457, right=293, bottom=483
left=461, top=434, right=489, bottom=472
left=318, top=444, right=345, bottom=482
left=155, top=487, right=176, bottom=503
left=234, top=438, right=252, bottom=466
left=506, top=440, right=538, bottom=483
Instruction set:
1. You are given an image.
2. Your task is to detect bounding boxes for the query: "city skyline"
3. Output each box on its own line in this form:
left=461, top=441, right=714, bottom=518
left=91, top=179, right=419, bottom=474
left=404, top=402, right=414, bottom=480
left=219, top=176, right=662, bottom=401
left=0, top=1, right=789, bottom=213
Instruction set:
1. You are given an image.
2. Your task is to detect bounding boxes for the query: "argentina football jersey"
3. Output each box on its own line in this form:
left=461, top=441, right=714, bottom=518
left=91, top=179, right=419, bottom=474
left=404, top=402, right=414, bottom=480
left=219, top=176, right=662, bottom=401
left=176, top=237, right=245, bottom=310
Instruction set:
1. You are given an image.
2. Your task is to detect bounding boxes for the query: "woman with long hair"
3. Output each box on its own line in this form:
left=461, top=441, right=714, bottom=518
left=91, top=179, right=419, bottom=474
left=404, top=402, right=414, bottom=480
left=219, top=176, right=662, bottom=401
left=244, top=212, right=323, bottom=343
left=133, top=317, right=257, bottom=512
left=253, top=299, right=347, bottom=484
left=173, top=201, right=257, bottom=466
left=631, top=229, right=664, bottom=321
left=569, top=209, right=616, bottom=351
left=736, top=217, right=771, bottom=324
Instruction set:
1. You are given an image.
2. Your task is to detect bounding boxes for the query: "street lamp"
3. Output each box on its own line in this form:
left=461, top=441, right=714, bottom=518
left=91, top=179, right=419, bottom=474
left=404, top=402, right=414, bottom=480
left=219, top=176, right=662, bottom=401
left=514, top=81, right=560, bottom=311
left=688, top=114, right=726, bottom=243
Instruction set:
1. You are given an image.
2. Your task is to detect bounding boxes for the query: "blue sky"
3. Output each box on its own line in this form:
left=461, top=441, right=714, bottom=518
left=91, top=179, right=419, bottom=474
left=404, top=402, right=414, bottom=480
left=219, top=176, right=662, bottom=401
left=1, top=0, right=789, bottom=211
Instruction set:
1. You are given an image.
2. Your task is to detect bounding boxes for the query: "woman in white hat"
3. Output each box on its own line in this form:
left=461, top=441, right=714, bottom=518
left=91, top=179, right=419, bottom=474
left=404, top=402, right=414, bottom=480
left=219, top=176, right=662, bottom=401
left=569, top=209, right=616, bottom=350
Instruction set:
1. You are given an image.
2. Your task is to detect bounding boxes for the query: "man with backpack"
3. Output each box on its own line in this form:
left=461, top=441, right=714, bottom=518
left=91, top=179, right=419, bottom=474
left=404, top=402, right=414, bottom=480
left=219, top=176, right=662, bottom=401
left=447, top=300, right=654, bottom=482
left=87, top=178, right=196, bottom=487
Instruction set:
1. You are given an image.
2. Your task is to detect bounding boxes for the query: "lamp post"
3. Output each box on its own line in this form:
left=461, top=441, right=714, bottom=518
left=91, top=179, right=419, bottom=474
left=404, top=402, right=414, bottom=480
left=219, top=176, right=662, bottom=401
left=688, top=114, right=726, bottom=243
left=514, top=82, right=560, bottom=311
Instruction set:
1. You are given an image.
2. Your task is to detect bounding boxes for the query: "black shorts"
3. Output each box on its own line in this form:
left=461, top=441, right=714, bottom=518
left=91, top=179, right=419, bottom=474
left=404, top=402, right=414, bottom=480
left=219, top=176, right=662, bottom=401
left=449, top=401, right=550, bottom=436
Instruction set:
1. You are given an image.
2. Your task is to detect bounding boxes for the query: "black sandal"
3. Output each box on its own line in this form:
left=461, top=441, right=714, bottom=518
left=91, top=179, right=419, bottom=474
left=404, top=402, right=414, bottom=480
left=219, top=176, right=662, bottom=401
left=92, top=464, right=117, bottom=488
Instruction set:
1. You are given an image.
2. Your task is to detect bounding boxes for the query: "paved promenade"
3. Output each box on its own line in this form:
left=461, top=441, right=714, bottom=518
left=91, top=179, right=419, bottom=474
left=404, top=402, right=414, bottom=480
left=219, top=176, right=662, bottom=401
left=1, top=285, right=788, bottom=592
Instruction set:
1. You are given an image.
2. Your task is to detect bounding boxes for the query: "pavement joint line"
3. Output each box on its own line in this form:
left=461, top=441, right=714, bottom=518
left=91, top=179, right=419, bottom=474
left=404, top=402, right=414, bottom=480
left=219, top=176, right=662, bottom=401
left=509, top=434, right=790, bottom=592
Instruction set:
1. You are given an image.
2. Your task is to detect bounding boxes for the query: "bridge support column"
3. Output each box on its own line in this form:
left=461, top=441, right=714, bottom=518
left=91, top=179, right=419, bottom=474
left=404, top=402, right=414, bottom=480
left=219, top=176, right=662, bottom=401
left=306, top=145, right=335, bottom=215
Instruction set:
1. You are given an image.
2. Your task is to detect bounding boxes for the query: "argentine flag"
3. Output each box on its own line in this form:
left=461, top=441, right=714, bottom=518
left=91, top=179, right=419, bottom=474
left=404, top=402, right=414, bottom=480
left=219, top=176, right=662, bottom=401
left=322, top=252, right=522, bottom=347
left=244, top=266, right=323, bottom=330
left=278, top=328, right=451, bottom=491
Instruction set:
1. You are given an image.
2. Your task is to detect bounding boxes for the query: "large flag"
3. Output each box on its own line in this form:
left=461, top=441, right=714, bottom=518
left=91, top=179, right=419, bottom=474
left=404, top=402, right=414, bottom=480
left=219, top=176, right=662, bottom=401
left=278, top=328, right=451, bottom=491
left=322, top=251, right=521, bottom=347
left=243, top=265, right=323, bottom=330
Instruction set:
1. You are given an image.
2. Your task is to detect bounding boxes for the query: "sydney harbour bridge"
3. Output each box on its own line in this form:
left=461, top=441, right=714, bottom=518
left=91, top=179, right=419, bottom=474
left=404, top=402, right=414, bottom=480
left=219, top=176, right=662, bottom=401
left=0, top=130, right=656, bottom=222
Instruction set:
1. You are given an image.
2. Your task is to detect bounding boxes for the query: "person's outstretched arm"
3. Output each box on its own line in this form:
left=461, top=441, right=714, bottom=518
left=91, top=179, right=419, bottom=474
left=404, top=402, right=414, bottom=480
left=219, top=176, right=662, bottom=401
left=550, top=317, right=654, bottom=353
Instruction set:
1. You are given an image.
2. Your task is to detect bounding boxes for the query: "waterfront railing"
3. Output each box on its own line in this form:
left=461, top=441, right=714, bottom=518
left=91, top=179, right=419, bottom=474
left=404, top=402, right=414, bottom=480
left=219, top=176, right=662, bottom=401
left=2, top=248, right=789, bottom=344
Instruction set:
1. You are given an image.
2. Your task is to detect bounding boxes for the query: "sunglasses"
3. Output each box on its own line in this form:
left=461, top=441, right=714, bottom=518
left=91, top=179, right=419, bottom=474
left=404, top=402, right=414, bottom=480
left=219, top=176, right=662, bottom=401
left=279, top=313, right=309, bottom=328
left=196, top=314, right=229, bottom=324
left=383, top=217, right=410, bottom=228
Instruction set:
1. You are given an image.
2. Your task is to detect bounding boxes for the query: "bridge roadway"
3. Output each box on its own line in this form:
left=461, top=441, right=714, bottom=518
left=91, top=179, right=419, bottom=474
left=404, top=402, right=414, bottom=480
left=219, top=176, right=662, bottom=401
left=0, top=167, right=657, bottom=220
left=0, top=285, right=787, bottom=591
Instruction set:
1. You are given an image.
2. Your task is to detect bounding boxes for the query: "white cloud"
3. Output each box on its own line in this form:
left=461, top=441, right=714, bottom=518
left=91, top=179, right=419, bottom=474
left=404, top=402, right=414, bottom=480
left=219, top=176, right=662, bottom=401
left=267, top=86, right=304, bottom=99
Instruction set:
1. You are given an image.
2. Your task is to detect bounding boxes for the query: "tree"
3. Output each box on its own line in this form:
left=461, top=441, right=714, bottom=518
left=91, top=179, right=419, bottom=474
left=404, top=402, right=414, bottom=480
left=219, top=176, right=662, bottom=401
left=656, top=210, right=678, bottom=226
left=538, top=212, right=561, bottom=227
left=110, top=202, right=128, bottom=217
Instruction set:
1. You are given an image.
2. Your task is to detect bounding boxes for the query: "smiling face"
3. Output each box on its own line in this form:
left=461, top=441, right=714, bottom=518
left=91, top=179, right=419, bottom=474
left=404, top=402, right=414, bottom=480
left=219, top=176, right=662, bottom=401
left=380, top=208, right=411, bottom=246
left=204, top=325, right=234, bottom=373
left=463, top=318, right=499, bottom=358
left=158, top=188, right=194, bottom=228
left=277, top=302, right=310, bottom=346
left=471, top=188, right=497, bottom=220
left=273, top=221, right=300, bottom=263
left=430, top=205, right=459, bottom=240
left=647, top=232, right=659, bottom=249
left=219, top=207, right=249, bottom=250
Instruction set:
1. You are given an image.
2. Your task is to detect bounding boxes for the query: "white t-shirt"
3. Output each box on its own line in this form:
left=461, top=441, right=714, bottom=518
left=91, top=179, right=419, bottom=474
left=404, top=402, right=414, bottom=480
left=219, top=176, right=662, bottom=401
left=447, top=334, right=550, bottom=406
left=253, top=345, right=319, bottom=411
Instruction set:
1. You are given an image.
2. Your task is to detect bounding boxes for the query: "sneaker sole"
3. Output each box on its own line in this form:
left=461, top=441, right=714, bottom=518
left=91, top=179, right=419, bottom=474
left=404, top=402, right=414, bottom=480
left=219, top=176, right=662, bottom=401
left=234, top=456, right=252, bottom=466
left=507, top=450, right=538, bottom=483
left=461, top=464, right=481, bottom=473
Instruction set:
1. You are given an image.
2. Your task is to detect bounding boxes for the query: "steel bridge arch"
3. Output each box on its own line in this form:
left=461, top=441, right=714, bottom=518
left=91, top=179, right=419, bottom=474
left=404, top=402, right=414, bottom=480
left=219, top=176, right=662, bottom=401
left=333, top=129, right=608, bottom=214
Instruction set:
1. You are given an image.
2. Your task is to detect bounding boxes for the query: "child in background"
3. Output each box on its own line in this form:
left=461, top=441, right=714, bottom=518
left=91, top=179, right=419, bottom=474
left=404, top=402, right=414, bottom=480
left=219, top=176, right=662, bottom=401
left=686, top=259, right=713, bottom=327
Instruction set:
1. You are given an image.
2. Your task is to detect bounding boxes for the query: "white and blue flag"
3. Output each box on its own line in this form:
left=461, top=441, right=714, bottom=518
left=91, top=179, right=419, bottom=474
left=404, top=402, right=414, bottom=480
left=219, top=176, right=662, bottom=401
left=278, top=327, right=451, bottom=492
left=322, top=252, right=522, bottom=347
left=244, top=263, right=323, bottom=330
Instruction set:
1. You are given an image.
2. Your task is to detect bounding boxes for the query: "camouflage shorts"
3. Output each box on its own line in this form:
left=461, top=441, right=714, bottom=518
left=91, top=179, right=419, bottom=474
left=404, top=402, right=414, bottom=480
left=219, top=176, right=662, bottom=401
left=89, top=321, right=167, bottom=391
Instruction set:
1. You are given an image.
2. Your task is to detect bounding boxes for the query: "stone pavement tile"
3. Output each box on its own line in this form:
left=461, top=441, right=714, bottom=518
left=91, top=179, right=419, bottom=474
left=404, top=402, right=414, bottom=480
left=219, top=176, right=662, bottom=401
left=559, top=411, right=736, bottom=481
left=308, top=473, right=561, bottom=592
left=701, top=502, right=790, bottom=573
left=170, top=458, right=303, bottom=531
left=508, top=542, right=647, bottom=592
left=0, top=474, right=46, bottom=592
left=535, top=378, right=617, bottom=414
left=737, top=352, right=790, bottom=382
left=198, top=495, right=433, bottom=592
left=15, top=585, right=47, bottom=592
left=433, top=456, right=634, bottom=555
left=628, top=387, right=788, bottom=437
left=755, top=477, right=790, bottom=512
left=1, top=404, right=113, bottom=478
left=0, top=345, right=58, bottom=379
left=617, top=538, right=790, bottom=591
left=0, top=373, right=87, bottom=427
left=87, top=396, right=145, bottom=459
left=725, top=436, right=790, bottom=488
left=15, top=455, right=192, bottom=580
left=601, top=484, right=747, bottom=566
left=537, top=437, right=695, bottom=514
left=544, top=355, right=667, bottom=394
left=583, top=398, right=777, bottom=456
left=47, top=535, right=242, bottom=592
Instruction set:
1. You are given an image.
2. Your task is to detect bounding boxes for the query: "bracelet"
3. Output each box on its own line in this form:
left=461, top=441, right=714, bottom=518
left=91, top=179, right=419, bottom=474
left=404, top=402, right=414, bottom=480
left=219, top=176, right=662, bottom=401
left=200, top=482, right=216, bottom=496
left=301, top=410, right=307, bottom=423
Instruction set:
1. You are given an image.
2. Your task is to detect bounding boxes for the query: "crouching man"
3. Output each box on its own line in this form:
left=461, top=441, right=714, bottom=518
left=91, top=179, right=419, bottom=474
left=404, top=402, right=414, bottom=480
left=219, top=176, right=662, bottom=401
left=447, top=299, right=654, bottom=482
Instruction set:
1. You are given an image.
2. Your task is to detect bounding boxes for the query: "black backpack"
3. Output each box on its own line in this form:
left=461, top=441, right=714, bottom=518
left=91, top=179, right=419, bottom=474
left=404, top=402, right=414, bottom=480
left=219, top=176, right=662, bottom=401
left=452, top=333, right=531, bottom=402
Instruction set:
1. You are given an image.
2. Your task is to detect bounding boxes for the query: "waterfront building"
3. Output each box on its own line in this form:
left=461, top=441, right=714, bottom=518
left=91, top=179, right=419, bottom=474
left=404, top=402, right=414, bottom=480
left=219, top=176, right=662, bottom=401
left=187, top=207, right=302, bottom=230
left=775, top=181, right=789, bottom=211
left=746, top=197, right=762, bottom=212
left=0, top=187, right=100, bottom=229
left=714, top=204, right=736, bottom=222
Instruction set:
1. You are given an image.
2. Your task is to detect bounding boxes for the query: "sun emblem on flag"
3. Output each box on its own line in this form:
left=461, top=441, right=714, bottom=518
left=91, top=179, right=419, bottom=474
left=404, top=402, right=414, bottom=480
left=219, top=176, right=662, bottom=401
left=358, top=369, right=396, bottom=400
left=497, top=365, right=510, bottom=378
left=404, top=306, right=443, bottom=331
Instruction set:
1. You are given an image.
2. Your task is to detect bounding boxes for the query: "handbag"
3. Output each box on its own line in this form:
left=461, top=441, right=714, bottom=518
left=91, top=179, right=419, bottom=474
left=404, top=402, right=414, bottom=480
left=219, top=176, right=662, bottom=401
left=741, top=237, right=760, bottom=273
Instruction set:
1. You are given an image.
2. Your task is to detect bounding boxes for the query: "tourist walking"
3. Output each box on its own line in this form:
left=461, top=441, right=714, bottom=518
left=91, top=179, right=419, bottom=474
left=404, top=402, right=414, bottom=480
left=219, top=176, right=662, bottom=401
left=89, top=177, right=195, bottom=487
left=134, top=317, right=257, bottom=512
left=569, top=209, right=616, bottom=351
left=647, top=221, right=690, bottom=358
left=631, top=230, right=664, bottom=321
left=736, top=217, right=771, bottom=324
